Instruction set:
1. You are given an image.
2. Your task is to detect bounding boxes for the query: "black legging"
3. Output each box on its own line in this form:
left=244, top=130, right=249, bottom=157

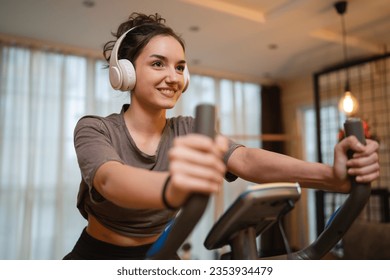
left=63, top=228, right=153, bottom=260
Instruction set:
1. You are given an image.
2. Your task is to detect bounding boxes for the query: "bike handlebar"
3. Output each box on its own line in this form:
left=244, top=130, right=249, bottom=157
left=146, top=104, right=215, bottom=259
left=289, top=117, right=371, bottom=259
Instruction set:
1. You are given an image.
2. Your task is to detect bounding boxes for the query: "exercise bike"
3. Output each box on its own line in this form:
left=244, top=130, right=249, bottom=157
left=146, top=104, right=370, bottom=260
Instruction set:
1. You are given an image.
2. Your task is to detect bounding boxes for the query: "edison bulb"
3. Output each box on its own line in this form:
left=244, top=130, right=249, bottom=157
left=339, top=91, right=358, bottom=116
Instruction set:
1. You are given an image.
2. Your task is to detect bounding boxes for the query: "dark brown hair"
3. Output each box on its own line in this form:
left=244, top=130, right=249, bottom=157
left=103, top=13, right=185, bottom=66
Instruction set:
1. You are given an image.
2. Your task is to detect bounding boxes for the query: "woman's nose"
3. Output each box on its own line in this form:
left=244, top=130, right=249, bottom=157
left=165, top=67, right=179, bottom=83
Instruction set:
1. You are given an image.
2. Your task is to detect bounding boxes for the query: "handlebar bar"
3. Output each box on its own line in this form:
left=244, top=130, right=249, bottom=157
left=289, top=117, right=371, bottom=259
left=146, top=104, right=215, bottom=259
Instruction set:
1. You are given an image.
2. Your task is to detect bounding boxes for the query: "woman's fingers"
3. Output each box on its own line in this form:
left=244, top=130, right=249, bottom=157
left=333, top=136, right=380, bottom=191
left=167, top=134, right=228, bottom=207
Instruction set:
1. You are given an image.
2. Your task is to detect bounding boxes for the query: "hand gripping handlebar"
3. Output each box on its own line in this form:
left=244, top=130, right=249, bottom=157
left=289, top=117, right=371, bottom=259
left=146, top=104, right=215, bottom=259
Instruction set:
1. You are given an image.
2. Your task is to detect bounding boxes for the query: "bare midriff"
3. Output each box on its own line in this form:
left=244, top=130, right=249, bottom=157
left=86, top=215, right=160, bottom=247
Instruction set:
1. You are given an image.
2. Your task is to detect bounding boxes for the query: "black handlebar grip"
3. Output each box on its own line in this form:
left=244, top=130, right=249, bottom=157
left=344, top=117, right=367, bottom=186
left=194, top=104, right=216, bottom=138
left=289, top=117, right=371, bottom=259
left=344, top=117, right=366, bottom=145
left=147, top=104, right=215, bottom=259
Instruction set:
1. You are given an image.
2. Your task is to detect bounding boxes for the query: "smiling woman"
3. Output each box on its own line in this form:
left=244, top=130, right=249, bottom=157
left=63, top=12, right=245, bottom=260
left=0, top=41, right=261, bottom=260
left=62, top=11, right=379, bottom=260
left=1, top=9, right=379, bottom=261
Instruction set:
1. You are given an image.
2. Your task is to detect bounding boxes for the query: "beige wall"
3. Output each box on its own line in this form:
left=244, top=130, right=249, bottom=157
left=280, top=74, right=316, bottom=250
left=280, top=75, right=315, bottom=159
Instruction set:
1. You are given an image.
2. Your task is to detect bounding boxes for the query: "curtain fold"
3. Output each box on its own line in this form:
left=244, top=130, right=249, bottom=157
left=0, top=46, right=89, bottom=259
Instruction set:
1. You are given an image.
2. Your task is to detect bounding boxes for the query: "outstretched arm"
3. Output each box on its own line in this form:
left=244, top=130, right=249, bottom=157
left=226, top=136, right=379, bottom=193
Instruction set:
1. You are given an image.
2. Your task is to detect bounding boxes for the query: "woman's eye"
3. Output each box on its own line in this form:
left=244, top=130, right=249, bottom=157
left=177, top=65, right=185, bottom=72
left=152, top=61, right=164, bottom=67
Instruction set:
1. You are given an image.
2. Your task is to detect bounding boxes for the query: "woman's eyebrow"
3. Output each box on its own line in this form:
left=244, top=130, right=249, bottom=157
left=150, top=54, right=166, bottom=61
left=150, top=54, right=186, bottom=64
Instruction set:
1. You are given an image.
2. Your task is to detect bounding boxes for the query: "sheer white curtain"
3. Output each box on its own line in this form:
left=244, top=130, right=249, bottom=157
left=0, top=45, right=261, bottom=260
left=0, top=45, right=127, bottom=259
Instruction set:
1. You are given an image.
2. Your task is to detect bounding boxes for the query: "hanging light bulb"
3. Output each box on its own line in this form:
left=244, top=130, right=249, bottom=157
left=334, top=1, right=359, bottom=116
left=339, top=87, right=358, bottom=115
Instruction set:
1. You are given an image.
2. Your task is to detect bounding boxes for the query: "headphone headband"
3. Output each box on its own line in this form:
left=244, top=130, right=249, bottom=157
left=109, top=26, right=139, bottom=91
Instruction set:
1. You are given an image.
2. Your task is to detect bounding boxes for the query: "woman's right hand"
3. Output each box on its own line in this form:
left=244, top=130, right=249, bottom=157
left=332, top=136, right=379, bottom=193
left=165, top=134, right=228, bottom=208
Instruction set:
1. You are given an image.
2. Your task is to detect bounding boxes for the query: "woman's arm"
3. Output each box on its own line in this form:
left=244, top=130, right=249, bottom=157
left=93, top=134, right=228, bottom=209
left=93, top=162, right=169, bottom=209
left=226, top=136, right=379, bottom=193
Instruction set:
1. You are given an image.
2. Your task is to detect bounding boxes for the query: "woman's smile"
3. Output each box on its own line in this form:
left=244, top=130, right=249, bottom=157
left=157, top=87, right=178, bottom=98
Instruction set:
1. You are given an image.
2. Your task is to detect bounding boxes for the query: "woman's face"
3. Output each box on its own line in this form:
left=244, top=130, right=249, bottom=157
left=132, top=35, right=187, bottom=110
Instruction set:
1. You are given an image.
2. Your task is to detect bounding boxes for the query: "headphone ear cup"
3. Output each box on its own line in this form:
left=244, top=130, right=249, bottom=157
left=183, top=66, right=190, bottom=92
left=109, top=64, right=122, bottom=90
left=117, top=59, right=136, bottom=91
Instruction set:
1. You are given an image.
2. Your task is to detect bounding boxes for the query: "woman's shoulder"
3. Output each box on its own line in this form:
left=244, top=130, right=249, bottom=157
left=76, top=113, right=119, bottom=127
left=76, top=105, right=127, bottom=127
left=74, top=111, right=123, bottom=137
left=169, top=114, right=194, bottom=123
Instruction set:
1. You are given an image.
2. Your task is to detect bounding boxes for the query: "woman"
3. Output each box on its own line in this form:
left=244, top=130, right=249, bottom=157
left=64, top=13, right=379, bottom=260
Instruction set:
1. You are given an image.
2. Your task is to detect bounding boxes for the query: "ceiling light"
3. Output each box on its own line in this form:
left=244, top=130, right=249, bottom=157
left=82, top=0, right=95, bottom=8
left=335, top=1, right=358, bottom=116
left=180, top=0, right=265, bottom=23
left=189, top=26, right=200, bottom=32
left=268, top=44, right=278, bottom=50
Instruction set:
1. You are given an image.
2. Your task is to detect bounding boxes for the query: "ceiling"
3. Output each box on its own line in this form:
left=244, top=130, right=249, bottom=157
left=0, top=0, right=389, bottom=84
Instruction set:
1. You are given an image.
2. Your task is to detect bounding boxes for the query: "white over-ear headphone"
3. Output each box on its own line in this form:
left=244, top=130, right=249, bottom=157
left=109, top=26, right=190, bottom=92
